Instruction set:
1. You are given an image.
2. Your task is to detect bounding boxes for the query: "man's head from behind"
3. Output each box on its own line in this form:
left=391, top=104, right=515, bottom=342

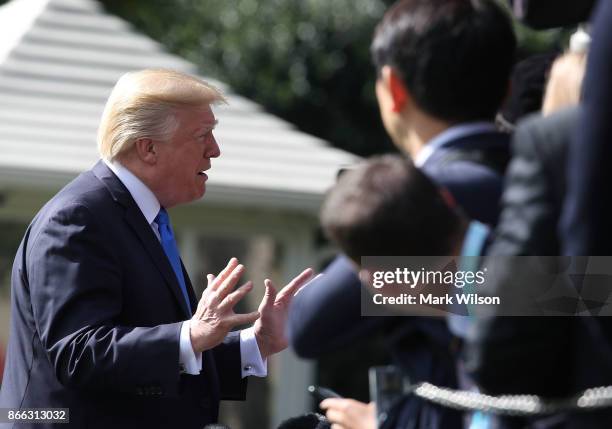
left=98, top=69, right=225, bottom=207
left=321, top=155, right=464, bottom=264
left=371, top=0, right=516, bottom=139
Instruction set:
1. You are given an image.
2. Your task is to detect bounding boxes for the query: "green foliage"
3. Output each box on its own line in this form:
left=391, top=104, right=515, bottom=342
left=100, top=0, right=396, bottom=156
left=514, top=22, right=571, bottom=56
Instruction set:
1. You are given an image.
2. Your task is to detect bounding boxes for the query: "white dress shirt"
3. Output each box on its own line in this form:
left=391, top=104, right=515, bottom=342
left=413, top=122, right=498, bottom=167
left=103, top=159, right=267, bottom=378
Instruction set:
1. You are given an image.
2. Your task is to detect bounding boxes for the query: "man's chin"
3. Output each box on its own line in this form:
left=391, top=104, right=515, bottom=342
left=198, top=183, right=207, bottom=199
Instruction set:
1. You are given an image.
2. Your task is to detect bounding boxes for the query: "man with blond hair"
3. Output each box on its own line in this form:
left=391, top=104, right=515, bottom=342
left=0, top=69, right=312, bottom=429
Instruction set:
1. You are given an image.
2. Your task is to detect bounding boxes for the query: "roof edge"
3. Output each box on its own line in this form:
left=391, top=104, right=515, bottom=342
left=0, top=0, right=50, bottom=63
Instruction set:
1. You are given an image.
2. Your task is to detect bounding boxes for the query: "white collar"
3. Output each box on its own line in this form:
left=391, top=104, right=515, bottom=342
left=103, top=158, right=161, bottom=224
left=413, top=122, right=497, bottom=167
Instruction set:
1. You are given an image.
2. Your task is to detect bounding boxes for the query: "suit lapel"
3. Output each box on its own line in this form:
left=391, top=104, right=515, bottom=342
left=92, top=160, right=193, bottom=319
left=124, top=207, right=193, bottom=318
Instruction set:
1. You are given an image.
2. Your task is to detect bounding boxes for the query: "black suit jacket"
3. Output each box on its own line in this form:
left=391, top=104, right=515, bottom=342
left=467, top=109, right=577, bottom=397
left=490, top=109, right=574, bottom=257
left=469, top=109, right=612, bottom=428
left=558, top=2, right=612, bottom=421
left=562, top=0, right=612, bottom=255
left=0, top=161, right=245, bottom=429
left=289, top=130, right=510, bottom=429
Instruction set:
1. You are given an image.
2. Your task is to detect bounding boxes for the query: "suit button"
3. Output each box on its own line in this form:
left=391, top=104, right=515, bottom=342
left=136, top=387, right=144, bottom=396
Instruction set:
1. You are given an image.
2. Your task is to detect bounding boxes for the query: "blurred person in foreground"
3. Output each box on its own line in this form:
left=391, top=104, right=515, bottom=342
left=467, top=25, right=603, bottom=429
left=318, top=155, right=480, bottom=428
left=470, top=1, right=612, bottom=427
left=0, top=69, right=313, bottom=429
left=289, top=0, right=515, bottom=427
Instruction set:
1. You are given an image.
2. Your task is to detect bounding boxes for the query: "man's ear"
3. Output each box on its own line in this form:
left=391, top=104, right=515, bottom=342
left=381, top=65, right=409, bottom=113
left=133, top=137, right=157, bottom=164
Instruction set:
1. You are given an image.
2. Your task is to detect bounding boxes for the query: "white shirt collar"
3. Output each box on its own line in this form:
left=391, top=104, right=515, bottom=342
left=413, top=122, right=498, bottom=167
left=103, top=158, right=161, bottom=225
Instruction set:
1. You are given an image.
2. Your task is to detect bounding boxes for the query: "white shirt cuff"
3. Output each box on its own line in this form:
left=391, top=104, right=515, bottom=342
left=179, top=321, right=202, bottom=375
left=239, top=327, right=268, bottom=378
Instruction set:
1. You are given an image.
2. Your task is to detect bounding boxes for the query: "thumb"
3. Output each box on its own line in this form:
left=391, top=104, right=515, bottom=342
left=259, top=279, right=277, bottom=312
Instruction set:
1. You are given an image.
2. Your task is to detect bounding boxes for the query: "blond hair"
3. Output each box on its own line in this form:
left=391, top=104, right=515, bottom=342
left=542, top=52, right=587, bottom=116
left=98, top=69, right=226, bottom=161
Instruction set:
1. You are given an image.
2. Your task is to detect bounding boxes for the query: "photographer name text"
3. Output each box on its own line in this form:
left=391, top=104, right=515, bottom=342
left=372, top=293, right=500, bottom=306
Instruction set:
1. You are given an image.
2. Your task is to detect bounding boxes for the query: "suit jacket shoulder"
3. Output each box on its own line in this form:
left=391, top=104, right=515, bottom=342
left=490, top=107, right=578, bottom=255
left=422, top=131, right=510, bottom=225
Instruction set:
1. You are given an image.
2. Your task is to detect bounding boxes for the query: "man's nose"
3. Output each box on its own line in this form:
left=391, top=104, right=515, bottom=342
left=206, top=134, right=221, bottom=158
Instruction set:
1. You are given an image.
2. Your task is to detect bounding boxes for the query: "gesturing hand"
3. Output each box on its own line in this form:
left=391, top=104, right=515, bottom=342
left=254, top=268, right=314, bottom=359
left=189, top=258, right=260, bottom=354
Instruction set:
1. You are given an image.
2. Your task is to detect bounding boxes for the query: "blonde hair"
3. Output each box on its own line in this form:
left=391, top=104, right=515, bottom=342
left=98, top=69, right=226, bottom=161
left=542, top=52, right=587, bottom=116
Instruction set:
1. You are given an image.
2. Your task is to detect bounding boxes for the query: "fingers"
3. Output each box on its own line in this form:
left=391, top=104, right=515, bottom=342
left=321, top=399, right=376, bottom=429
left=216, top=263, right=245, bottom=299
left=320, top=398, right=344, bottom=410
left=276, top=268, right=314, bottom=302
left=324, top=409, right=347, bottom=428
left=209, top=258, right=239, bottom=291
left=206, top=274, right=215, bottom=287
left=220, top=281, right=253, bottom=310
left=227, top=311, right=260, bottom=327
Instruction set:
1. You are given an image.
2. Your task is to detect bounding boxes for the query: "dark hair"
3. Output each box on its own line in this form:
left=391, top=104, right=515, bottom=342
left=321, top=155, right=463, bottom=262
left=371, top=0, right=516, bottom=122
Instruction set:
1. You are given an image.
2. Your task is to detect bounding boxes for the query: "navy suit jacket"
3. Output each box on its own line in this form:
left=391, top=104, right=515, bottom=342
left=0, top=161, right=246, bottom=429
left=422, top=131, right=509, bottom=226
left=289, top=131, right=509, bottom=429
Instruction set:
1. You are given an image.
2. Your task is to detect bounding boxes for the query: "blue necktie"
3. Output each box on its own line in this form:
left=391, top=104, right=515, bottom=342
left=155, top=208, right=192, bottom=314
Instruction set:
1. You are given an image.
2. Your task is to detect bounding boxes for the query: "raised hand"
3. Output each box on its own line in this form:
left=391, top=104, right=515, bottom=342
left=189, top=258, right=260, bottom=353
left=254, top=268, right=314, bottom=359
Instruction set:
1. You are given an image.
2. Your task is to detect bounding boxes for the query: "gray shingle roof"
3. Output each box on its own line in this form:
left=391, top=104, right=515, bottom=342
left=0, top=0, right=359, bottom=213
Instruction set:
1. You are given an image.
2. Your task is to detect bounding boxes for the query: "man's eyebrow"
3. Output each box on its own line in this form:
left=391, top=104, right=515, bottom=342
left=195, top=120, right=218, bottom=134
